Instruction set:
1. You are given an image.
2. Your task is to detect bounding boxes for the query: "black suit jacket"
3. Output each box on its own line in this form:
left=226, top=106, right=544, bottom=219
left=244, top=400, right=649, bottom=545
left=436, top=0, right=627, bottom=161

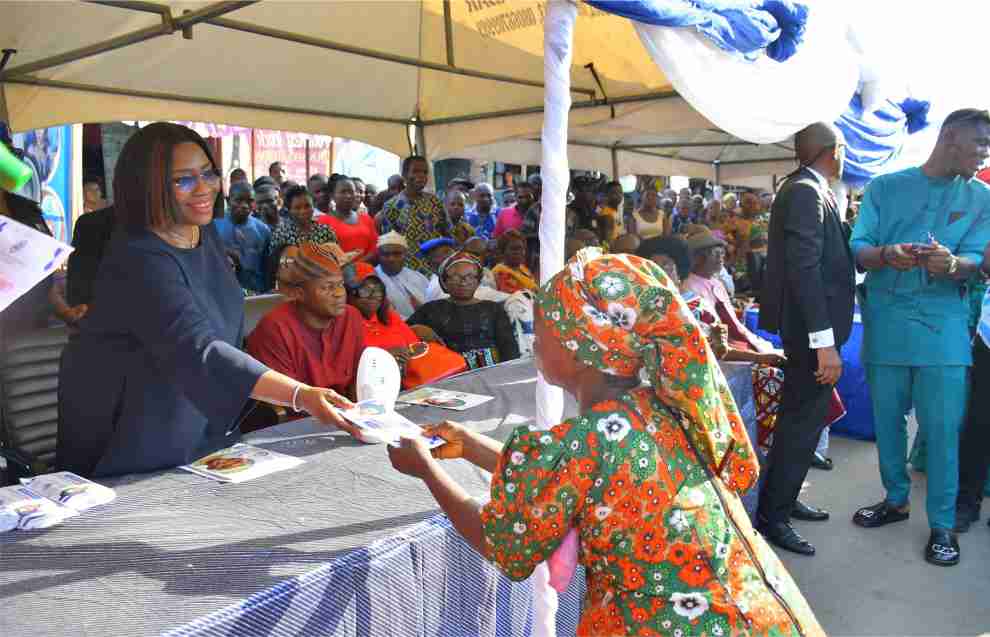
left=759, top=168, right=855, bottom=350
left=66, top=206, right=115, bottom=306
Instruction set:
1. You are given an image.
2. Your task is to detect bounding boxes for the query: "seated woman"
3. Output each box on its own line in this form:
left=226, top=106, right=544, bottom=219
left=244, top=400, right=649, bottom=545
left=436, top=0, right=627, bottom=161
left=246, top=242, right=366, bottom=400
left=58, top=124, right=355, bottom=478
left=491, top=229, right=537, bottom=294
left=345, top=261, right=420, bottom=369
left=640, top=233, right=841, bottom=456
left=407, top=251, right=519, bottom=369
left=388, top=249, right=824, bottom=637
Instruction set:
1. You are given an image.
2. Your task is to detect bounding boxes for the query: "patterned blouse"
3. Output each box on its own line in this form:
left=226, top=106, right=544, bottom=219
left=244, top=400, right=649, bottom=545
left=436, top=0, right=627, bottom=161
left=381, top=191, right=448, bottom=275
left=480, top=389, right=824, bottom=637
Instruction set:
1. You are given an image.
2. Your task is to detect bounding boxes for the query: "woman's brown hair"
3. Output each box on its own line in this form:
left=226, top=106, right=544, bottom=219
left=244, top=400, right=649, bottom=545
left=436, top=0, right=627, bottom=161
left=113, top=122, right=223, bottom=233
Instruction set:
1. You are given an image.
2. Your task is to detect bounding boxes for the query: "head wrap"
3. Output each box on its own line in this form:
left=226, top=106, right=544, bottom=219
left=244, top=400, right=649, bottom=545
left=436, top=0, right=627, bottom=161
left=437, top=251, right=483, bottom=294
left=280, top=242, right=347, bottom=286
left=419, top=237, right=456, bottom=256
left=473, top=183, right=494, bottom=196
left=377, top=231, right=408, bottom=249
left=534, top=248, right=758, bottom=493
left=345, top=261, right=380, bottom=289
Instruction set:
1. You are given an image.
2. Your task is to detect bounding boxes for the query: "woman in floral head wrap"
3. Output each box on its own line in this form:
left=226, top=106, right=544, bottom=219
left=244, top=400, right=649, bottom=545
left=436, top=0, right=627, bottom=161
left=388, top=248, right=823, bottom=637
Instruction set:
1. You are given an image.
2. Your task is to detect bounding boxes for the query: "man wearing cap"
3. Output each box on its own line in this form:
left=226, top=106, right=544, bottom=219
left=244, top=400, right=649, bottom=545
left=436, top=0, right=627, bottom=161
left=849, top=109, right=990, bottom=566
left=375, top=231, right=430, bottom=320
left=466, top=183, right=498, bottom=241
left=246, top=242, right=366, bottom=399
left=758, top=122, right=855, bottom=557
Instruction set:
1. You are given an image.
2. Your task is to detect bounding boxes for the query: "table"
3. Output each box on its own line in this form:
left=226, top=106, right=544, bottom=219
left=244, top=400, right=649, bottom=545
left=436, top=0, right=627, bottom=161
left=0, top=359, right=758, bottom=637
left=744, top=307, right=875, bottom=440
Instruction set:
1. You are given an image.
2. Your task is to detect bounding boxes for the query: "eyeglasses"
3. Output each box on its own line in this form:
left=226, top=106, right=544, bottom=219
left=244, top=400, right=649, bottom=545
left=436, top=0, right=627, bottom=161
left=318, top=280, right=347, bottom=295
left=444, top=273, right=480, bottom=285
left=378, top=250, right=406, bottom=259
left=354, top=284, right=385, bottom=299
left=172, top=169, right=221, bottom=193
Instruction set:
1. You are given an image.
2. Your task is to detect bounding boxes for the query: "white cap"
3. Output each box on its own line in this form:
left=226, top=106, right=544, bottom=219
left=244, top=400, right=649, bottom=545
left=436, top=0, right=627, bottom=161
left=377, top=231, right=408, bottom=249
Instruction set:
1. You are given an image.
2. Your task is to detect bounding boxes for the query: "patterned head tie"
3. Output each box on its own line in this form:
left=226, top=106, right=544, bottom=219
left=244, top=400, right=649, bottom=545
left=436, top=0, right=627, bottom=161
left=534, top=247, right=759, bottom=493
left=280, top=241, right=348, bottom=286
left=437, top=251, right=484, bottom=294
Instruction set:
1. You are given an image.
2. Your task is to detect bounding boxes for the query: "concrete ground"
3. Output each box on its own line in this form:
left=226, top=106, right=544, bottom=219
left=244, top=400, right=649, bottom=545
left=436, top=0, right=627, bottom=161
left=775, top=432, right=990, bottom=636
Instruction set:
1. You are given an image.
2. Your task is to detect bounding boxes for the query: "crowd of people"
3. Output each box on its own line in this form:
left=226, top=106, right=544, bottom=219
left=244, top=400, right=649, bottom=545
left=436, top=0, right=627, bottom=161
left=3, top=109, right=989, bottom=634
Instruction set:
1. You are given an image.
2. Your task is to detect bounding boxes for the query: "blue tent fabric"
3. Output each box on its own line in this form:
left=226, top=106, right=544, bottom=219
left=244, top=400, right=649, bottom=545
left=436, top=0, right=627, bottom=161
left=585, top=0, right=808, bottom=62
left=836, top=94, right=932, bottom=187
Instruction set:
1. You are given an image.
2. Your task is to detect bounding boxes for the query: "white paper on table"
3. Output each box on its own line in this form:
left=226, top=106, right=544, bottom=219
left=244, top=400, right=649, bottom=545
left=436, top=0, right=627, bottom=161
left=397, top=388, right=494, bottom=411
left=0, top=215, right=73, bottom=313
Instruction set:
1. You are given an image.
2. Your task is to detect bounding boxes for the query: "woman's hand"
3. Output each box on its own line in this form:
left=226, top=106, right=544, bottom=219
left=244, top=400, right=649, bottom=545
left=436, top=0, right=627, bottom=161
left=389, top=346, right=412, bottom=367
left=755, top=351, right=787, bottom=367
left=411, top=325, right=444, bottom=344
left=297, top=386, right=360, bottom=436
left=422, top=421, right=468, bottom=460
left=388, top=436, right=437, bottom=479
left=709, top=323, right=729, bottom=359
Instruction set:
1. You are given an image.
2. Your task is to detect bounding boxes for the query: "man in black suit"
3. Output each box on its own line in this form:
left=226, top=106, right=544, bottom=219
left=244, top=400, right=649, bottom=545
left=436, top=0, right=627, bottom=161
left=757, top=122, right=855, bottom=556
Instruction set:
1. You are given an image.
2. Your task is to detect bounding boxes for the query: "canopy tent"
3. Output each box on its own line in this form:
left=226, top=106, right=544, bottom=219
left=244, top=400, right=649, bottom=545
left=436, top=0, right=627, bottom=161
left=0, top=1, right=677, bottom=157
left=0, top=1, right=833, bottom=184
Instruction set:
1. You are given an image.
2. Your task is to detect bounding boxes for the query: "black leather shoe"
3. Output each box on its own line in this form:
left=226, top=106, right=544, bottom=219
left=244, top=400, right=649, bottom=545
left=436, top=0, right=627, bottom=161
left=811, top=452, right=833, bottom=471
left=791, top=500, right=830, bottom=522
left=853, top=501, right=909, bottom=528
left=759, top=521, right=816, bottom=556
left=925, top=529, right=960, bottom=566
left=954, top=504, right=980, bottom=533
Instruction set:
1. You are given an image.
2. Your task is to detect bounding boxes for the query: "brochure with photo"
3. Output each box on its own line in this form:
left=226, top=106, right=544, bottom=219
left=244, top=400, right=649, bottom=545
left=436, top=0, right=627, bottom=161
left=0, top=485, right=74, bottom=532
left=398, top=387, right=494, bottom=411
left=21, top=471, right=116, bottom=513
left=181, top=444, right=305, bottom=483
left=341, top=399, right=445, bottom=448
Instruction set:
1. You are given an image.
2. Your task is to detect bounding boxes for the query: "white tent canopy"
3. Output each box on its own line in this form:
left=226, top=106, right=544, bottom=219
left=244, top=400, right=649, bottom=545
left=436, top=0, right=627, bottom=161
left=0, top=0, right=795, bottom=180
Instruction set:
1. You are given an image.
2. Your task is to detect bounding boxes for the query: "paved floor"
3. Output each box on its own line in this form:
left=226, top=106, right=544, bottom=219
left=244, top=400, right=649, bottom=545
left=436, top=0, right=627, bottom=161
left=775, top=433, right=990, bottom=636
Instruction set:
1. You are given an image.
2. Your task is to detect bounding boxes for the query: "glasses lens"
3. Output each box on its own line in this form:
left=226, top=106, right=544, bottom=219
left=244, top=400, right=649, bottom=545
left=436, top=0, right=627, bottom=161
left=174, top=175, right=196, bottom=192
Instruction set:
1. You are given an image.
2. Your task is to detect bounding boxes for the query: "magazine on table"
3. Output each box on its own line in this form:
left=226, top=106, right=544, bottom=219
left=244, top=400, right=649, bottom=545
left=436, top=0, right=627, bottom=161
left=181, top=443, right=304, bottom=483
left=397, top=387, right=494, bottom=411
left=341, top=399, right=445, bottom=448
left=1, top=472, right=116, bottom=533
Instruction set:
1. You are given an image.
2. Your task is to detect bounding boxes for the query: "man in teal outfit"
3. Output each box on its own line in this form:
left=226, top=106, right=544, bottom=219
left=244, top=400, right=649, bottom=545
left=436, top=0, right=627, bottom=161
left=850, top=108, right=990, bottom=566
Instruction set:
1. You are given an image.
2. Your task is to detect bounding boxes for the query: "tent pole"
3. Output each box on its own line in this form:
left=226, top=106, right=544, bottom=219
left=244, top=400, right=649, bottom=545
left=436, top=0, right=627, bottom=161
left=0, top=2, right=257, bottom=79
left=611, top=146, right=619, bottom=179
left=533, top=2, right=578, bottom=634
left=442, top=0, right=456, bottom=68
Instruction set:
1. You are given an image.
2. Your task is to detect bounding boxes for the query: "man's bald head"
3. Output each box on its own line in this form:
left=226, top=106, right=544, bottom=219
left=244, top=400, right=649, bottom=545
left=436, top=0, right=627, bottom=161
left=795, top=123, right=844, bottom=166
left=795, top=122, right=845, bottom=180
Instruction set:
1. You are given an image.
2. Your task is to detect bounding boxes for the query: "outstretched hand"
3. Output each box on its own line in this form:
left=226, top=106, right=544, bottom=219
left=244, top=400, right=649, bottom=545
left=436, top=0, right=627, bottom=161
left=297, top=386, right=359, bottom=436
left=387, top=436, right=436, bottom=479
left=421, top=421, right=468, bottom=460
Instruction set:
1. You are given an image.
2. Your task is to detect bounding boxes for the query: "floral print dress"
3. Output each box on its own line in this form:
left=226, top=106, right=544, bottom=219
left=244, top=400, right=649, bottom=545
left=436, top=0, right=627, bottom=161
left=480, top=389, right=824, bottom=637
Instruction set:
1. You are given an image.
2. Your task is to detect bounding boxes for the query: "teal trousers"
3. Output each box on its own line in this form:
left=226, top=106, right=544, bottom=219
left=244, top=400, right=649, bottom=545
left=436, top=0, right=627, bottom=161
left=866, top=365, right=968, bottom=529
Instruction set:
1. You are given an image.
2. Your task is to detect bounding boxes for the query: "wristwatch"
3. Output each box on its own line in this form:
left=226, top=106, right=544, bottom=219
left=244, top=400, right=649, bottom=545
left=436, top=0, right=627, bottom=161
left=947, top=255, right=959, bottom=276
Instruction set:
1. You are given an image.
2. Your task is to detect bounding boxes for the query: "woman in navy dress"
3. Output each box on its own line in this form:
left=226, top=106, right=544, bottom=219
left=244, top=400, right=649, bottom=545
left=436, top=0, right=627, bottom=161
left=58, top=123, right=357, bottom=477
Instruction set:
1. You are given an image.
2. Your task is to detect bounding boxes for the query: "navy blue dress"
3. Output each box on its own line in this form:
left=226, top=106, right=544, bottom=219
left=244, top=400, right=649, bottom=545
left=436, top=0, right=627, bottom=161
left=57, top=223, right=268, bottom=477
